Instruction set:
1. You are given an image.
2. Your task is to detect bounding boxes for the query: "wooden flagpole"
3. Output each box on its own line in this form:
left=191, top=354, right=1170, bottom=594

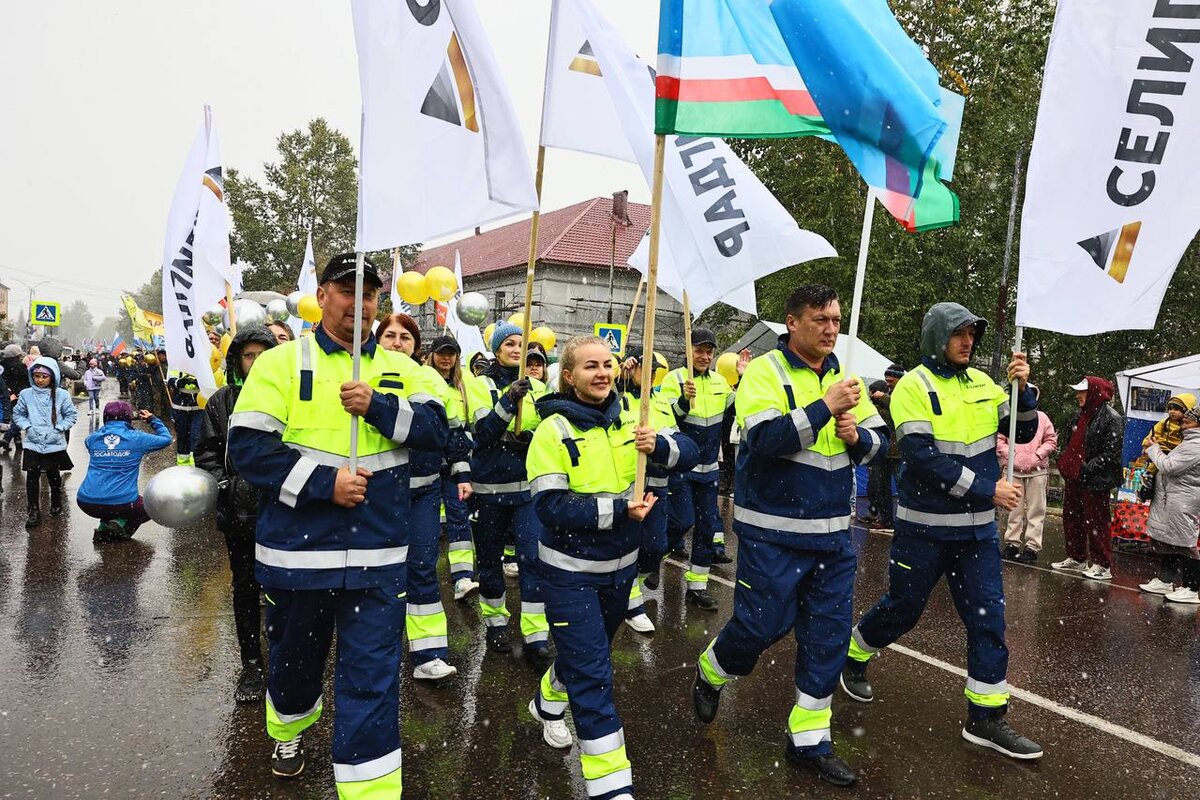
left=514, top=145, right=546, bottom=432
left=225, top=283, right=237, bottom=336
left=634, top=136, right=668, bottom=498
left=626, top=273, right=646, bottom=334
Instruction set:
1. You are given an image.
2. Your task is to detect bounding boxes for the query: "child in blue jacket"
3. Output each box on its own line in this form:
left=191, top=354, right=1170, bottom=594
left=12, top=357, right=77, bottom=528
left=76, top=401, right=173, bottom=543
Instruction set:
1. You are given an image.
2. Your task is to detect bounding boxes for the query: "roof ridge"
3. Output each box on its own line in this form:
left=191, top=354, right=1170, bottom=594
left=541, top=197, right=604, bottom=260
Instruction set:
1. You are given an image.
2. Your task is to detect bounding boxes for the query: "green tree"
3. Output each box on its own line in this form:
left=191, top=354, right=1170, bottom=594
left=57, top=300, right=95, bottom=347
left=226, top=118, right=417, bottom=295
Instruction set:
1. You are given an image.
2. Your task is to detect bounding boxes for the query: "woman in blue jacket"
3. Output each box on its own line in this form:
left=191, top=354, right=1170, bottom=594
left=76, top=401, right=173, bottom=542
left=13, top=357, right=77, bottom=528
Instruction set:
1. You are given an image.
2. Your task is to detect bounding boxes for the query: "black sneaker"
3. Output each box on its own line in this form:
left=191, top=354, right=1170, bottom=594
left=692, top=669, right=721, bottom=724
left=785, top=744, right=858, bottom=788
left=486, top=625, right=512, bottom=654
left=643, top=570, right=660, bottom=591
left=961, top=716, right=1044, bottom=760
left=93, top=521, right=121, bottom=544
left=686, top=589, right=719, bottom=612
left=1014, top=549, right=1039, bottom=565
left=1001, top=543, right=1020, bottom=561
left=712, top=552, right=733, bottom=565
left=271, top=734, right=305, bottom=778
left=669, top=547, right=689, bottom=560
left=525, top=641, right=556, bottom=668
left=839, top=660, right=873, bottom=703
left=25, top=509, right=40, bottom=529
left=235, top=661, right=266, bottom=704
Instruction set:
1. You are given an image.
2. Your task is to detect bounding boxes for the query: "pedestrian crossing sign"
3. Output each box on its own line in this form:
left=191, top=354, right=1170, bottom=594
left=31, top=300, right=61, bottom=327
left=593, top=322, right=626, bottom=356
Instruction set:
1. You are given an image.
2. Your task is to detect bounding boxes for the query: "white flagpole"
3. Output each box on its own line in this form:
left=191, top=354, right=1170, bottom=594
left=845, top=187, right=878, bottom=374
left=1006, top=326, right=1024, bottom=485
left=349, top=251, right=366, bottom=473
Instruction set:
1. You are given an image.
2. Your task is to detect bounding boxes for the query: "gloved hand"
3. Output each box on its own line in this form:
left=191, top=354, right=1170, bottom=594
left=506, top=378, right=532, bottom=403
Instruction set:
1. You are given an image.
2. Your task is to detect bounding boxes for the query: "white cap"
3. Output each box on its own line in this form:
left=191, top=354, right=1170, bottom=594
left=1070, top=379, right=1089, bottom=391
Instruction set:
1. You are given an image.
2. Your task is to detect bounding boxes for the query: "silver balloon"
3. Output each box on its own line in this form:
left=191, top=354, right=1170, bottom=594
left=456, top=292, right=489, bottom=326
left=202, top=306, right=224, bottom=327
left=238, top=290, right=288, bottom=306
left=144, top=466, right=219, bottom=529
left=227, top=298, right=268, bottom=330
left=286, top=290, right=306, bottom=316
left=265, top=298, right=290, bottom=322
left=213, top=323, right=226, bottom=336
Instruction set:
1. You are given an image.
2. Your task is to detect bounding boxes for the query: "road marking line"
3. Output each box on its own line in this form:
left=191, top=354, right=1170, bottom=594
left=662, top=557, right=1200, bottom=769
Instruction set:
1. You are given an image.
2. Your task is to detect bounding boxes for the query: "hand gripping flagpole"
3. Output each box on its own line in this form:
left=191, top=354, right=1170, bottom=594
left=845, top=187, right=878, bottom=375
left=349, top=251, right=366, bottom=474
left=635, top=135, right=668, bottom=499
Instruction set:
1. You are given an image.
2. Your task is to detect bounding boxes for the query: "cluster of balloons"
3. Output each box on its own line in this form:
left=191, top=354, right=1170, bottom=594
left=482, top=312, right=557, bottom=352
left=395, top=265, right=459, bottom=306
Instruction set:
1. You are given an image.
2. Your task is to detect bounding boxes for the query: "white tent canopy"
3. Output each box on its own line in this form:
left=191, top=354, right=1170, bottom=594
left=1116, top=353, right=1200, bottom=420
left=727, top=321, right=895, bottom=383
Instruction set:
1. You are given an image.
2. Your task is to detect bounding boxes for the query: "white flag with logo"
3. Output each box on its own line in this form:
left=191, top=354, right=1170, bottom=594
left=541, top=0, right=636, bottom=162
left=1017, top=0, right=1200, bottom=335
left=565, top=0, right=836, bottom=317
left=447, top=250, right=488, bottom=356
left=352, top=0, right=539, bottom=251
left=289, top=231, right=319, bottom=336
left=161, top=106, right=233, bottom=398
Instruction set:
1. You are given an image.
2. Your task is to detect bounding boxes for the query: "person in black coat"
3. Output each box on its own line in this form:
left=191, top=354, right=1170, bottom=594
left=195, top=327, right=277, bottom=704
left=1, top=345, right=28, bottom=454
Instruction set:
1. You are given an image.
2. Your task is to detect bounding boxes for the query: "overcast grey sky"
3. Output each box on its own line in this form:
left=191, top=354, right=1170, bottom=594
left=0, top=1, right=658, bottom=329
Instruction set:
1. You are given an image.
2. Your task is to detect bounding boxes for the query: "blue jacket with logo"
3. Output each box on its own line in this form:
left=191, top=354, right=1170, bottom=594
left=77, top=418, right=174, bottom=505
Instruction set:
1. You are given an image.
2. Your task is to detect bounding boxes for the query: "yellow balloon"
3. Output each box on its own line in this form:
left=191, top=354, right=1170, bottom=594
left=653, top=352, right=669, bottom=388
left=220, top=333, right=233, bottom=357
left=484, top=323, right=496, bottom=349
left=507, top=312, right=526, bottom=330
left=529, top=326, right=557, bottom=351
left=425, top=266, right=458, bottom=303
left=298, top=294, right=322, bottom=324
left=397, top=271, right=430, bottom=305
left=144, top=353, right=159, bottom=365
left=716, top=352, right=740, bottom=387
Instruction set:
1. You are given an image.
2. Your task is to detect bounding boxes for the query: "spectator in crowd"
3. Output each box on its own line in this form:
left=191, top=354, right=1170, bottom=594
left=525, top=342, right=548, bottom=383
left=469, top=351, right=490, bottom=377
left=13, top=358, right=77, bottom=528
left=1, top=344, right=28, bottom=455
left=1139, top=394, right=1195, bottom=496
left=997, top=387, right=1058, bottom=563
left=196, top=327, right=278, bottom=702
left=76, top=402, right=173, bottom=543
left=1053, top=377, right=1125, bottom=581
left=83, top=359, right=106, bottom=417
left=1139, top=405, right=1200, bottom=603
left=266, top=321, right=294, bottom=345
left=863, top=379, right=897, bottom=530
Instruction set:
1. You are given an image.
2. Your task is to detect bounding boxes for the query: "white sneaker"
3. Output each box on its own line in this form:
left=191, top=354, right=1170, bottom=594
left=625, top=613, right=655, bottom=634
left=413, top=659, right=458, bottom=681
left=1050, top=557, right=1087, bottom=572
left=1139, top=578, right=1175, bottom=595
left=454, top=577, right=480, bottom=601
left=1165, top=587, right=1200, bottom=604
left=528, top=699, right=572, bottom=749
left=503, top=562, right=520, bottom=579
left=1081, top=564, right=1112, bottom=581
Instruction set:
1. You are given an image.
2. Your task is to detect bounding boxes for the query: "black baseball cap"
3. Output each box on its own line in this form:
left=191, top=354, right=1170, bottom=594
left=320, top=253, right=383, bottom=288
left=526, top=342, right=548, bottom=364
left=692, top=327, right=717, bottom=347
left=429, top=335, right=461, bottom=354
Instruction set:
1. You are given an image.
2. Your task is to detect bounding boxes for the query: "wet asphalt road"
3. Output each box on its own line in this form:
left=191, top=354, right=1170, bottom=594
left=1, top=391, right=1198, bottom=799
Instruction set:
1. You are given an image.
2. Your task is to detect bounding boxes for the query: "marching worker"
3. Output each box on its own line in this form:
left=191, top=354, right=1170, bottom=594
left=376, top=315, right=472, bottom=682
left=166, top=371, right=203, bottom=465
left=616, top=349, right=699, bottom=634
left=426, top=335, right=480, bottom=601
left=691, top=285, right=886, bottom=787
left=841, top=302, right=1043, bottom=761
left=660, top=327, right=735, bottom=610
left=464, top=322, right=552, bottom=661
left=525, top=336, right=660, bottom=799
left=195, top=326, right=278, bottom=704
left=228, top=254, right=448, bottom=795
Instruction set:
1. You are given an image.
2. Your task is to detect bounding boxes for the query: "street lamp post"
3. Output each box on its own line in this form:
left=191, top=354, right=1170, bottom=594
left=6, top=278, right=50, bottom=340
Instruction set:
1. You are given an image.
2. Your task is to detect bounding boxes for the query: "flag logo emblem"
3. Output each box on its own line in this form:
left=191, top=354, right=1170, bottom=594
left=1078, top=221, right=1141, bottom=284
left=203, top=166, right=224, bottom=202
left=569, top=41, right=602, bottom=76
left=421, top=33, right=479, bottom=131
left=104, top=434, right=121, bottom=450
